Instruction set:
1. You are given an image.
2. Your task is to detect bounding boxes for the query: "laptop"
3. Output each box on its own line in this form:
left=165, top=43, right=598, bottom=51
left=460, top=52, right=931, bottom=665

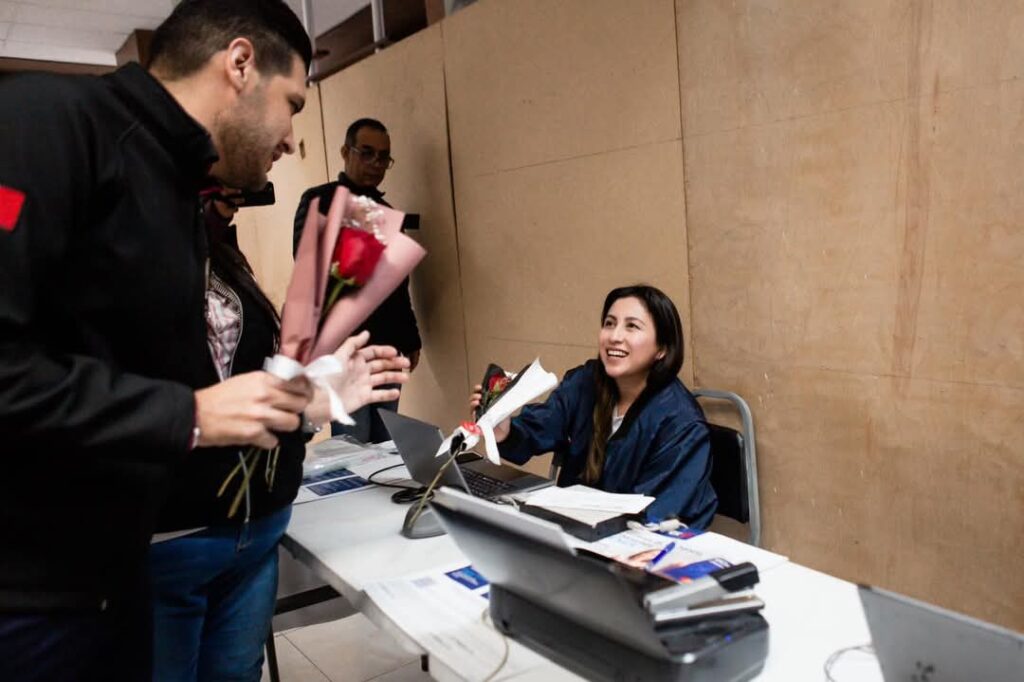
left=378, top=410, right=553, bottom=500
left=858, top=584, right=1023, bottom=681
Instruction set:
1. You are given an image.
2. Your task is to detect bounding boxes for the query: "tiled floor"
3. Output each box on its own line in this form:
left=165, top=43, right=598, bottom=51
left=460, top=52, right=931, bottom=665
left=261, top=613, right=431, bottom=682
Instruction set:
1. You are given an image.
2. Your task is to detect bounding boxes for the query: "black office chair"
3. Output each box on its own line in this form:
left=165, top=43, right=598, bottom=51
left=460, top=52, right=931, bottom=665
left=694, top=389, right=761, bottom=547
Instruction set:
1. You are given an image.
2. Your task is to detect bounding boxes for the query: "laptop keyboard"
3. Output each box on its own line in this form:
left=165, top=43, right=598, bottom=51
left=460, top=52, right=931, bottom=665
left=461, top=467, right=517, bottom=499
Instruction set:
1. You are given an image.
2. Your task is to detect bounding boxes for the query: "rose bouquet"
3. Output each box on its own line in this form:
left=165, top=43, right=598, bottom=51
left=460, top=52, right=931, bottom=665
left=218, top=187, right=426, bottom=518
left=475, top=364, right=516, bottom=420
left=440, top=359, right=558, bottom=465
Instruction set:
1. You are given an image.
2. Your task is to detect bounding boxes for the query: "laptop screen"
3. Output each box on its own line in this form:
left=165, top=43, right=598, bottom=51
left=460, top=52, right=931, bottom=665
left=378, top=410, right=466, bottom=490
left=859, top=585, right=1023, bottom=681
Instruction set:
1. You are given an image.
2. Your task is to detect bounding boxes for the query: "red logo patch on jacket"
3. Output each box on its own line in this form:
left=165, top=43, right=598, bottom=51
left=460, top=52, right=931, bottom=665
left=0, top=185, right=26, bottom=232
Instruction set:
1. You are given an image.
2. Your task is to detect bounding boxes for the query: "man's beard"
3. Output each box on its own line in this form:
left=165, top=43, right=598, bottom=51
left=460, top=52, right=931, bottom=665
left=214, top=95, right=271, bottom=191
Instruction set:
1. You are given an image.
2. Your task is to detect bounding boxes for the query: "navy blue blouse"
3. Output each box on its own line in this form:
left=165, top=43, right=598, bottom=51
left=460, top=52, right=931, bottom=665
left=499, top=360, right=718, bottom=528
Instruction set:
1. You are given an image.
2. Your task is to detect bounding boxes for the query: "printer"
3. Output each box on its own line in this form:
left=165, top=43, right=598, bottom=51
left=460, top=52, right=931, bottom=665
left=430, top=487, right=768, bottom=682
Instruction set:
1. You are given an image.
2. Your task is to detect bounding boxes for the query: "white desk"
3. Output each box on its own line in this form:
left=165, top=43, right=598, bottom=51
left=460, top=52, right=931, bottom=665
left=283, top=485, right=883, bottom=681
left=282, top=486, right=571, bottom=681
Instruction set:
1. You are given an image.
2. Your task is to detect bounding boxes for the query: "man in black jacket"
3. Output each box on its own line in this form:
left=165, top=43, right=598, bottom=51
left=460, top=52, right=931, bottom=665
left=293, top=118, right=423, bottom=442
left=0, top=1, right=315, bottom=678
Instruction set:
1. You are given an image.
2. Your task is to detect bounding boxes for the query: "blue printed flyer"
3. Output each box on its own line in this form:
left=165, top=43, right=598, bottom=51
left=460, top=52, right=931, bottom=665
left=444, top=565, right=490, bottom=599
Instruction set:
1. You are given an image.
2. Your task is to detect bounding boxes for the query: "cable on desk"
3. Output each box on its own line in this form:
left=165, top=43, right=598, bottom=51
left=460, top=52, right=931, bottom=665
left=366, top=463, right=420, bottom=491
left=823, top=643, right=875, bottom=682
left=480, top=607, right=510, bottom=682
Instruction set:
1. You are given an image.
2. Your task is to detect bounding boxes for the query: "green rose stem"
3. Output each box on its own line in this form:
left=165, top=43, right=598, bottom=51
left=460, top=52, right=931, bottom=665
left=217, top=446, right=281, bottom=519
left=321, top=275, right=357, bottom=324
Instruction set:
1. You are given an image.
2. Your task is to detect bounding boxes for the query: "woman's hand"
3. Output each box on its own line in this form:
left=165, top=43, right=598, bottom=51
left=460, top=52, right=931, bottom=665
left=469, top=384, right=511, bottom=443
left=305, top=332, right=411, bottom=426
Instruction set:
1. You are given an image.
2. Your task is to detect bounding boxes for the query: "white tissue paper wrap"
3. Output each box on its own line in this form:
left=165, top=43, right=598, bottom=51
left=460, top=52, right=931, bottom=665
left=436, top=359, right=558, bottom=465
left=264, top=353, right=355, bottom=426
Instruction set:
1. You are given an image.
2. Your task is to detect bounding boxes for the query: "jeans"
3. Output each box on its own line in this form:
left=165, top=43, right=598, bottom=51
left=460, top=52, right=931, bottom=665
left=148, top=505, right=292, bottom=682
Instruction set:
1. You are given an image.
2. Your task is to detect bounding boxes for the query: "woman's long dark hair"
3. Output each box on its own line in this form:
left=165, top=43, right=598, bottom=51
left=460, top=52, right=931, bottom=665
left=205, top=205, right=281, bottom=350
left=582, top=285, right=684, bottom=485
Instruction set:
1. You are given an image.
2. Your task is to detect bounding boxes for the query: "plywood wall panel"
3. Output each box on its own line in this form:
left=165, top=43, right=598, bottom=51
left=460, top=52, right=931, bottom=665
left=454, top=141, right=695, bottom=387
left=685, top=100, right=906, bottom=377
left=465, top=338, right=594, bottom=399
left=697, top=357, right=1024, bottom=628
left=925, top=1, right=1024, bottom=90
left=679, top=0, right=1024, bottom=629
left=443, top=0, right=682, bottom=179
left=677, top=0, right=913, bottom=137
left=903, top=79, right=1024, bottom=387
left=235, top=85, right=329, bottom=309
left=318, top=25, right=469, bottom=431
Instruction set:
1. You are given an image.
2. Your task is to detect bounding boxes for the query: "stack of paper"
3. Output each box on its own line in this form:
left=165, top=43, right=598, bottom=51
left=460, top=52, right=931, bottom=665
left=524, top=485, right=654, bottom=513
left=365, top=562, right=554, bottom=680
left=521, top=484, right=654, bottom=527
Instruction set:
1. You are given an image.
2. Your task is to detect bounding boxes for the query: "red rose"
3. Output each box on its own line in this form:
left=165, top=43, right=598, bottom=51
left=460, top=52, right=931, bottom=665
left=487, top=374, right=509, bottom=393
left=321, top=227, right=386, bottom=324
left=332, top=227, right=385, bottom=287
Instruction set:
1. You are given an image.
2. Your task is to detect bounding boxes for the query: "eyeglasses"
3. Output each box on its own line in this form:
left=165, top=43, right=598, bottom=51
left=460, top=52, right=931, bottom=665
left=351, top=146, right=395, bottom=169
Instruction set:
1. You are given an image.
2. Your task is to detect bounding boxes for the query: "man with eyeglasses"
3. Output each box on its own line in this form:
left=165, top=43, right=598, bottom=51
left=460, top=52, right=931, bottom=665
left=293, top=118, right=422, bottom=442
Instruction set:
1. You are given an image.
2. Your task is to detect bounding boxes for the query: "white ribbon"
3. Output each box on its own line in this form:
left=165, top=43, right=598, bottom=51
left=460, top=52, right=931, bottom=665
left=435, top=415, right=502, bottom=465
left=264, top=354, right=355, bottom=426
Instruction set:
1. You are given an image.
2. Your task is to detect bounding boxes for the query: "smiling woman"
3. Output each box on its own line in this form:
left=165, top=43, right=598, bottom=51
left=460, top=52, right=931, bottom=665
left=467, top=285, right=718, bottom=528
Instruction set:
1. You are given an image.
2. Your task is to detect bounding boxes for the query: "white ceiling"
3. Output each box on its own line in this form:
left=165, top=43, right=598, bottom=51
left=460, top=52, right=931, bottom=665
left=0, top=0, right=369, bottom=66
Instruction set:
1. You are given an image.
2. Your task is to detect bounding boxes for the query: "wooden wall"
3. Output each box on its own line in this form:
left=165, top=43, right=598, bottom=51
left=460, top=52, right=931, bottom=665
left=238, top=0, right=1024, bottom=629
left=443, top=0, right=695, bottom=387
left=678, top=0, right=1024, bottom=629
left=442, top=0, right=695, bottom=474
left=319, top=25, right=469, bottom=432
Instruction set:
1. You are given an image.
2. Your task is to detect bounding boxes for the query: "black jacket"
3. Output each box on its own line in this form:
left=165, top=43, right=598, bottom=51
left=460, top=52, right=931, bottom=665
left=293, top=173, right=421, bottom=355
left=0, top=64, right=216, bottom=611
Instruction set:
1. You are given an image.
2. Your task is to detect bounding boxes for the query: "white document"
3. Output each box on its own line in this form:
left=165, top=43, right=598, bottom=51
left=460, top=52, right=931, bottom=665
left=578, top=527, right=789, bottom=574
left=523, top=484, right=654, bottom=514
left=365, top=563, right=551, bottom=680
left=581, top=528, right=703, bottom=564
left=682, top=532, right=788, bottom=573
left=532, top=505, right=624, bottom=528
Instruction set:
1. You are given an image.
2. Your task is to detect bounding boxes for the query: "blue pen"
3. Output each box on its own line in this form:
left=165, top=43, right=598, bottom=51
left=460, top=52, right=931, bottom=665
left=646, top=542, right=676, bottom=570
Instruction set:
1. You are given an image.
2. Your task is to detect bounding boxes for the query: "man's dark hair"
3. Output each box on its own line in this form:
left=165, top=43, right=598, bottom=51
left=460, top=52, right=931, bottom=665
left=149, top=0, right=312, bottom=78
left=345, top=118, right=389, bottom=147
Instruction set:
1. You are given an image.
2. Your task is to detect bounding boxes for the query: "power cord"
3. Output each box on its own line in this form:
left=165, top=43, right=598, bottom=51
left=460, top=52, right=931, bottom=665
left=365, top=462, right=420, bottom=492
left=479, top=607, right=510, bottom=682
left=823, top=643, right=875, bottom=681
left=390, top=486, right=428, bottom=504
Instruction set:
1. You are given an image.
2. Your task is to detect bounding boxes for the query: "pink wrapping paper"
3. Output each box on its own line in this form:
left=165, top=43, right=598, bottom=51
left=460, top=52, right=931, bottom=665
left=280, top=187, right=426, bottom=364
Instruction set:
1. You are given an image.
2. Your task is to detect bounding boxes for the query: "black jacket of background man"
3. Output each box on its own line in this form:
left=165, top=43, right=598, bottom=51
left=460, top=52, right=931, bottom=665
left=292, top=172, right=421, bottom=356
left=0, top=63, right=218, bottom=612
